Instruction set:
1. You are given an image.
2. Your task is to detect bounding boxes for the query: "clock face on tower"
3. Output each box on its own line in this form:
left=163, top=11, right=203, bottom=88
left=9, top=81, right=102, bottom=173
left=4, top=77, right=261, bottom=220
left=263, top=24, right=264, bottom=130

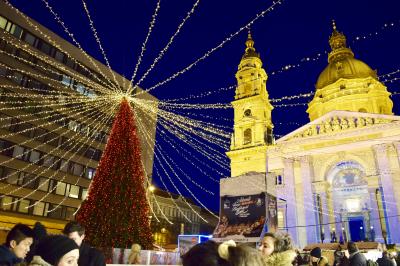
left=244, top=109, right=252, bottom=117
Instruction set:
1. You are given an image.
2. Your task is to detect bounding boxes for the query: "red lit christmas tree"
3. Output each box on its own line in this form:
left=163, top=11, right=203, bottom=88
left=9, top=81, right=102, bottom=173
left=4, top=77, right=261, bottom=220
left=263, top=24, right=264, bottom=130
left=76, top=98, right=153, bottom=249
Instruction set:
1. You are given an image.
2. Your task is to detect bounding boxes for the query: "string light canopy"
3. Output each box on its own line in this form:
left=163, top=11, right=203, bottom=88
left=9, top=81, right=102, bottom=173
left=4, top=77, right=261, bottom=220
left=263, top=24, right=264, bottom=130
left=1, top=0, right=400, bottom=234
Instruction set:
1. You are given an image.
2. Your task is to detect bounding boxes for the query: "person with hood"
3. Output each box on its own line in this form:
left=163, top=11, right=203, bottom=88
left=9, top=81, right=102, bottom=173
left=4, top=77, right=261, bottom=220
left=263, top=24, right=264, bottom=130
left=259, top=232, right=297, bottom=266
left=0, top=223, right=34, bottom=266
left=309, top=247, right=329, bottom=266
left=347, top=242, right=367, bottom=266
left=25, top=222, right=48, bottom=263
left=29, top=235, right=79, bottom=266
left=334, top=246, right=350, bottom=266
left=376, top=251, right=395, bottom=266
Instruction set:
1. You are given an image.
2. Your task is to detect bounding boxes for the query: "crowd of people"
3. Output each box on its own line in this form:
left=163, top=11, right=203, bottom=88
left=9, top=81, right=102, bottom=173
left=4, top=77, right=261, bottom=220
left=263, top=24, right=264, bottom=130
left=1, top=222, right=399, bottom=266
left=182, top=233, right=400, bottom=266
left=0, top=222, right=105, bottom=266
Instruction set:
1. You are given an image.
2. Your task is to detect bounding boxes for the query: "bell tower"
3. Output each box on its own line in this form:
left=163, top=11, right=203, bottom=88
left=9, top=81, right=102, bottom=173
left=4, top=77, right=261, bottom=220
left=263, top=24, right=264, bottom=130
left=226, top=31, right=274, bottom=177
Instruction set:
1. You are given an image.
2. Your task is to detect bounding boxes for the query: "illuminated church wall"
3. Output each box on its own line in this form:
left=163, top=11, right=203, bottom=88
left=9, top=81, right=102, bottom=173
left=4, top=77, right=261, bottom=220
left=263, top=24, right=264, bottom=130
left=226, top=23, right=400, bottom=247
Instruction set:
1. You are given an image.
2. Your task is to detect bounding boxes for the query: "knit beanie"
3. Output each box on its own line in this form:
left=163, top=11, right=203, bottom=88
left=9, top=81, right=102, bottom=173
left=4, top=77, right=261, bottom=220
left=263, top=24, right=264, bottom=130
left=310, top=247, right=322, bottom=258
left=35, top=235, right=79, bottom=265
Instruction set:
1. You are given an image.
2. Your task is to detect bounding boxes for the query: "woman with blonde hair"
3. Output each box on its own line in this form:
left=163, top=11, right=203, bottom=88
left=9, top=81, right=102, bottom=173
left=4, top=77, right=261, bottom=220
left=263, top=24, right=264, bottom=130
left=127, top=243, right=141, bottom=264
left=259, top=232, right=296, bottom=266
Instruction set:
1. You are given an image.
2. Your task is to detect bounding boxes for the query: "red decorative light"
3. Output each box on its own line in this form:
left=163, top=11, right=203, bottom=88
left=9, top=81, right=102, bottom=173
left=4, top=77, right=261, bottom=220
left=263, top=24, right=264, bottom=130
left=76, top=98, right=153, bottom=250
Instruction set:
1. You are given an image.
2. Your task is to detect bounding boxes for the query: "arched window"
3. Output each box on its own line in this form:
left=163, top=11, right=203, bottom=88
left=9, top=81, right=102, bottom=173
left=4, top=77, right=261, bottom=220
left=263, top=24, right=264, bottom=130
left=243, top=128, right=252, bottom=145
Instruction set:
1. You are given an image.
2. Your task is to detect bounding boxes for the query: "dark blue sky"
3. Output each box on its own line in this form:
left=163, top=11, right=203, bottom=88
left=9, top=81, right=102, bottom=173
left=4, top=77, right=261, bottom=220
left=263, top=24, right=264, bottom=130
left=9, top=0, right=400, bottom=213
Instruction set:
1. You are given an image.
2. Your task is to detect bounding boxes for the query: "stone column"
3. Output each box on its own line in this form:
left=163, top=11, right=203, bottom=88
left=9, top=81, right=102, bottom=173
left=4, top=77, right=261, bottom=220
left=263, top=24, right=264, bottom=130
left=283, top=158, right=298, bottom=245
left=373, top=144, right=400, bottom=243
left=368, top=187, right=384, bottom=242
left=300, top=156, right=318, bottom=244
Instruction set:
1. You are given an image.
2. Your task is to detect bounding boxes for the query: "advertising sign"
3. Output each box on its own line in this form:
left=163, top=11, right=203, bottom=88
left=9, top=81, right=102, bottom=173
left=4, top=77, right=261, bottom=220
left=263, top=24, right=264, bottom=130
left=213, top=192, right=277, bottom=242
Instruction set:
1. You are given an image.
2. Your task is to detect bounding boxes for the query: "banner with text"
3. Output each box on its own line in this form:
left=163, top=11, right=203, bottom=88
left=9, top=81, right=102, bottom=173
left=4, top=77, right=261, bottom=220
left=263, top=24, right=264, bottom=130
left=213, top=193, right=277, bottom=242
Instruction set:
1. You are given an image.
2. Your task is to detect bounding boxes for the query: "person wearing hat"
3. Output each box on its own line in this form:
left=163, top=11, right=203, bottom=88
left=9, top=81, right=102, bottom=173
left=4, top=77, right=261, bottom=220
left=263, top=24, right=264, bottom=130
left=29, top=235, right=79, bottom=266
left=309, top=247, right=329, bottom=266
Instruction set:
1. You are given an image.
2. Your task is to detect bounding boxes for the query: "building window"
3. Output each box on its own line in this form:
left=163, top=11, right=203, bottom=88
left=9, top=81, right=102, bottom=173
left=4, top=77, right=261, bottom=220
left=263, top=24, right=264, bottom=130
left=71, top=163, right=84, bottom=177
left=33, top=201, right=46, bottom=216
left=55, top=181, right=67, bottom=195
left=39, top=41, right=52, bottom=55
left=13, top=145, right=27, bottom=161
left=0, top=16, right=7, bottom=29
left=1, top=196, right=14, bottom=211
left=10, top=24, right=23, bottom=39
left=276, top=175, right=283, bottom=185
left=42, top=155, right=56, bottom=168
left=5, top=169, right=19, bottom=185
left=81, top=189, right=88, bottom=200
left=45, top=132, right=60, bottom=147
left=28, top=150, right=41, bottom=164
left=23, top=32, right=37, bottom=46
left=32, top=128, right=47, bottom=143
left=68, top=184, right=79, bottom=199
left=59, top=160, right=69, bottom=172
left=19, top=173, right=37, bottom=189
left=85, top=168, right=95, bottom=179
left=243, top=128, right=252, bottom=145
left=54, top=50, right=64, bottom=62
left=65, top=207, right=76, bottom=220
left=37, top=177, right=50, bottom=192
left=18, top=199, right=30, bottom=213
left=61, top=75, right=72, bottom=87
left=47, top=204, right=63, bottom=219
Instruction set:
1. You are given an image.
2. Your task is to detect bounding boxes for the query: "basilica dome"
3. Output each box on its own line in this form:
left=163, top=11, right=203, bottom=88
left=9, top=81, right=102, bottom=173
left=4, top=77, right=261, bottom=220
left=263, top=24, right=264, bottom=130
left=316, top=56, right=377, bottom=90
left=306, top=21, right=393, bottom=121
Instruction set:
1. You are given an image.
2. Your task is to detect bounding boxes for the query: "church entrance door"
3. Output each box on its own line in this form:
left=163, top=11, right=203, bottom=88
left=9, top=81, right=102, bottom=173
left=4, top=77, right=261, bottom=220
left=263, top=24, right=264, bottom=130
left=348, top=216, right=365, bottom=241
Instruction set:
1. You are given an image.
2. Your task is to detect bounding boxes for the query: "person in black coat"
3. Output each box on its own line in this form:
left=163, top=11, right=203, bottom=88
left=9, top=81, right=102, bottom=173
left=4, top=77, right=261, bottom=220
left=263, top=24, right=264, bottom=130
left=347, top=242, right=367, bottom=266
left=376, top=251, right=395, bottom=266
left=63, top=221, right=105, bottom=266
left=25, top=222, right=48, bottom=263
left=0, top=224, right=34, bottom=266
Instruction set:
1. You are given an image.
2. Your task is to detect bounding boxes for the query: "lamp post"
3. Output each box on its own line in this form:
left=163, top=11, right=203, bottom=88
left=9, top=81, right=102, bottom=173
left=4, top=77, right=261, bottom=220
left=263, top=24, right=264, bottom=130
left=375, top=188, right=387, bottom=245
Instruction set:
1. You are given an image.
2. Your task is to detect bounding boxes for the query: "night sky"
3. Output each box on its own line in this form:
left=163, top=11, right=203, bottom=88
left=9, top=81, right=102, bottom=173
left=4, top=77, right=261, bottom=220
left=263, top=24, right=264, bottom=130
left=8, top=0, right=400, bottom=213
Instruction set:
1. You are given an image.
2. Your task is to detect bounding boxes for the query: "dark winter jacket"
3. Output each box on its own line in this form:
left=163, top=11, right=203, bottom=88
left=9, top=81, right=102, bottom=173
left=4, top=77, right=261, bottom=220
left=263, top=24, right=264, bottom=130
left=310, top=256, right=329, bottom=266
left=78, top=243, right=105, bottom=266
left=0, top=244, right=23, bottom=266
left=376, top=256, right=395, bottom=266
left=349, top=251, right=367, bottom=266
left=334, top=251, right=350, bottom=266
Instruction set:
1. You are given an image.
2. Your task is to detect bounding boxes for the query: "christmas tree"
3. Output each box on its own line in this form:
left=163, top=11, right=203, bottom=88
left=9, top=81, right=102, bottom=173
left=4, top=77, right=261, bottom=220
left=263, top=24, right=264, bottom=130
left=76, top=98, right=153, bottom=249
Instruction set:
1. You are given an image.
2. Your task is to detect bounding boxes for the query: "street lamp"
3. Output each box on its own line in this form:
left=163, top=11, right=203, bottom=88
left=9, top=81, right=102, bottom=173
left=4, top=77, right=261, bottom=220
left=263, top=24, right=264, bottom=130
left=149, top=185, right=156, bottom=193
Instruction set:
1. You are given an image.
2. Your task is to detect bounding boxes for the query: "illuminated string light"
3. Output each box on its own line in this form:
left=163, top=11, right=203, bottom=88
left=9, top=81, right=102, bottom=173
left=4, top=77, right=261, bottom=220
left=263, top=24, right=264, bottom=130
left=128, top=0, right=161, bottom=86
left=1, top=100, right=115, bottom=206
left=134, top=0, right=284, bottom=96
left=44, top=104, right=117, bottom=212
left=129, top=0, right=201, bottom=95
left=40, top=0, right=122, bottom=92
left=81, top=0, right=120, bottom=88
left=136, top=112, right=216, bottom=222
left=0, top=99, right=112, bottom=186
left=135, top=111, right=217, bottom=194
left=0, top=36, right=116, bottom=94
left=4, top=1, right=120, bottom=92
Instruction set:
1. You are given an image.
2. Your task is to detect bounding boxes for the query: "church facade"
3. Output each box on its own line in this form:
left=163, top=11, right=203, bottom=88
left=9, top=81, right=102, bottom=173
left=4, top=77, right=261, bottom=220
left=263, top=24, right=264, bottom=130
left=226, top=24, right=400, bottom=247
